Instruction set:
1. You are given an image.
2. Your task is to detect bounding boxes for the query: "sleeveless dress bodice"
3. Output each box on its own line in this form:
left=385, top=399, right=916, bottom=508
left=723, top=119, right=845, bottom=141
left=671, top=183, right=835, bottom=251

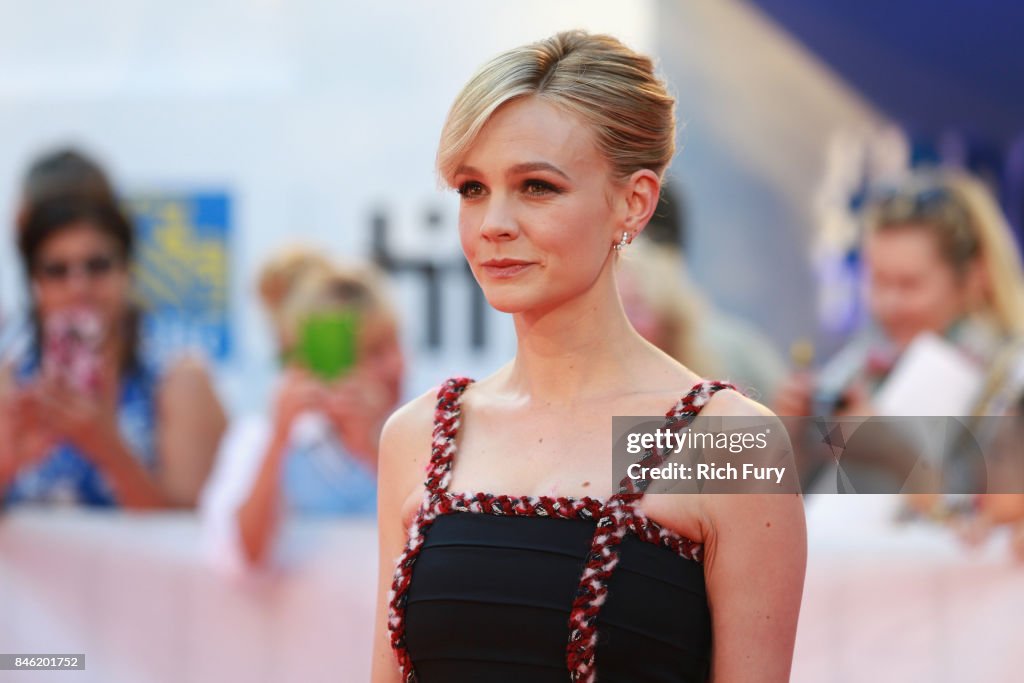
left=388, top=377, right=737, bottom=683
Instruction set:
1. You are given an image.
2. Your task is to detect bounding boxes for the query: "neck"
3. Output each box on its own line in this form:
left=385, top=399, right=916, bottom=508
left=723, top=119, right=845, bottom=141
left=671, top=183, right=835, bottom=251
left=502, top=265, right=647, bottom=405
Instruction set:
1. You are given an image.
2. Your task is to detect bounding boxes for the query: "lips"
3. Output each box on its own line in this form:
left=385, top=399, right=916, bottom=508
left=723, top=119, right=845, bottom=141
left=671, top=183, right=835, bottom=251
left=480, top=258, right=535, bottom=278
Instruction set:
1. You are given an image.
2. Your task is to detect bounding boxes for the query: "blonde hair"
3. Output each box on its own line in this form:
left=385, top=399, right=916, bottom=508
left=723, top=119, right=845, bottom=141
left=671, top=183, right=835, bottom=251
left=866, top=168, right=1024, bottom=336
left=256, top=246, right=395, bottom=352
left=437, top=30, right=676, bottom=186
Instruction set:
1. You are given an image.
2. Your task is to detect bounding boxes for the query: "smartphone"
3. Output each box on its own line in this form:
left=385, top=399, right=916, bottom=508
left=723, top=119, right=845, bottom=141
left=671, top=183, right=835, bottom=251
left=42, top=308, right=104, bottom=396
left=296, top=311, right=359, bottom=381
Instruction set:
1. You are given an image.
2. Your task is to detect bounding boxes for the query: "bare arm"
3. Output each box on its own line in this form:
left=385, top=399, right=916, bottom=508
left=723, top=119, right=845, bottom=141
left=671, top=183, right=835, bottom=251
left=2, top=358, right=224, bottom=511
left=703, top=492, right=806, bottom=681
left=17, top=374, right=169, bottom=509
left=700, top=390, right=807, bottom=682
left=0, top=363, right=20, bottom=493
left=156, top=356, right=228, bottom=507
left=87, top=433, right=171, bottom=508
left=233, top=369, right=330, bottom=566
left=371, top=390, right=435, bottom=683
left=235, top=432, right=289, bottom=565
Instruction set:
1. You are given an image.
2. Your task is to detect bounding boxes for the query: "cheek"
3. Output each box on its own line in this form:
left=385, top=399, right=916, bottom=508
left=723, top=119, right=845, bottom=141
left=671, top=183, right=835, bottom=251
left=458, top=217, right=475, bottom=255
left=458, top=212, right=482, bottom=268
left=99, top=273, right=130, bottom=307
left=535, top=210, right=611, bottom=277
left=32, top=281, right=64, bottom=312
left=921, top=273, right=966, bottom=319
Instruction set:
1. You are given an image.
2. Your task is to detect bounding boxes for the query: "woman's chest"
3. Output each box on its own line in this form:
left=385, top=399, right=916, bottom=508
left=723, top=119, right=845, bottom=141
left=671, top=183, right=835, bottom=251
left=449, top=415, right=611, bottom=500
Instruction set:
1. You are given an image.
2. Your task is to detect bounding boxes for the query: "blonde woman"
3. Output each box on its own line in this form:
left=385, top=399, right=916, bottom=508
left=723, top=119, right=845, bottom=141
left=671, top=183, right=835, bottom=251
left=201, top=248, right=404, bottom=568
left=776, top=168, right=1024, bottom=420
left=372, top=31, right=805, bottom=682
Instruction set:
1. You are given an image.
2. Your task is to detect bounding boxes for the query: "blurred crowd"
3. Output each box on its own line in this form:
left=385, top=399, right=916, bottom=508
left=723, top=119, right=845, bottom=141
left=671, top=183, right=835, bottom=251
left=2, top=146, right=1023, bottom=566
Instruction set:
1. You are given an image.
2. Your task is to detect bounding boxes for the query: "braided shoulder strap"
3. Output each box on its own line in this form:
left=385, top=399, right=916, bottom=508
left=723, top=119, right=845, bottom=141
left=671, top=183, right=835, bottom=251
left=617, top=379, right=738, bottom=496
left=567, top=379, right=737, bottom=683
left=388, top=377, right=473, bottom=682
left=424, top=376, right=474, bottom=496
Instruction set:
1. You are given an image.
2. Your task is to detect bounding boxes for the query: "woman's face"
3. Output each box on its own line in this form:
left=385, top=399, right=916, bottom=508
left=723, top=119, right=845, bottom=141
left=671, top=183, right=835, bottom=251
left=864, top=225, right=975, bottom=348
left=31, top=221, right=130, bottom=334
left=453, top=97, right=625, bottom=315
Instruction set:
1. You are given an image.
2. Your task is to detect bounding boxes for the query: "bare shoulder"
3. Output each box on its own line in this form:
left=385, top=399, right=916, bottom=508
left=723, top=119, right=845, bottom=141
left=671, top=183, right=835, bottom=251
left=699, top=383, right=775, bottom=419
left=158, top=354, right=219, bottom=399
left=378, top=386, right=439, bottom=506
left=694, top=384, right=804, bottom=549
left=156, top=354, right=226, bottom=421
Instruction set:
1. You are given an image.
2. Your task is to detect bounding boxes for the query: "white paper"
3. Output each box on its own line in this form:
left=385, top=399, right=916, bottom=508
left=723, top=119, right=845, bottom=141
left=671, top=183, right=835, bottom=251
left=874, top=332, right=984, bottom=416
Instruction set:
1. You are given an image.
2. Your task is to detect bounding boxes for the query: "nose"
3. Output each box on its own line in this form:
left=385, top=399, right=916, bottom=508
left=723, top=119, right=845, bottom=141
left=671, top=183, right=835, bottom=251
left=65, top=269, right=95, bottom=302
left=478, top=194, right=519, bottom=242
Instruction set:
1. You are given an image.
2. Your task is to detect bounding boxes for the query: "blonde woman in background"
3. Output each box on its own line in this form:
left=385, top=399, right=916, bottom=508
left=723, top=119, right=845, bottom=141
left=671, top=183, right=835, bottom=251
left=201, top=247, right=404, bottom=568
left=776, top=168, right=1024, bottom=421
left=775, top=169, right=1024, bottom=499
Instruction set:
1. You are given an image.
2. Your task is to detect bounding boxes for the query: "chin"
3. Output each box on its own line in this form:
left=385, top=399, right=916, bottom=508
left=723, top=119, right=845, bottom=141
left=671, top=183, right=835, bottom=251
left=482, top=293, right=534, bottom=315
left=477, top=282, right=549, bottom=314
left=482, top=286, right=582, bottom=318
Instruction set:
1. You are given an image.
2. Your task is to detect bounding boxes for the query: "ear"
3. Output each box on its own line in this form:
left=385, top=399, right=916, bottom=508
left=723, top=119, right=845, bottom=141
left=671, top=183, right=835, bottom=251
left=619, top=169, right=662, bottom=240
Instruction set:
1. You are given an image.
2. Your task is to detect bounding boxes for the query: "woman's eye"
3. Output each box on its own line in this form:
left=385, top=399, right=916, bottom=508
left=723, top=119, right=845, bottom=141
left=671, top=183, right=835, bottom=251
left=523, top=179, right=559, bottom=196
left=457, top=181, right=485, bottom=198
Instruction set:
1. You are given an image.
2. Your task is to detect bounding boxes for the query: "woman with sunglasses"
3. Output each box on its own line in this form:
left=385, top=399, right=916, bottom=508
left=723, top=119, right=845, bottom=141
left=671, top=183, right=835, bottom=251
left=775, top=170, right=1024, bottom=493
left=371, top=31, right=806, bottom=683
left=777, top=170, right=1024, bottom=417
left=0, top=186, right=227, bottom=509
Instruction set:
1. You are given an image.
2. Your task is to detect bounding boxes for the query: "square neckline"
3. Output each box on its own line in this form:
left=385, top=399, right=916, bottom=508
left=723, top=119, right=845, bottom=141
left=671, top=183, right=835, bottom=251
left=429, top=376, right=736, bottom=513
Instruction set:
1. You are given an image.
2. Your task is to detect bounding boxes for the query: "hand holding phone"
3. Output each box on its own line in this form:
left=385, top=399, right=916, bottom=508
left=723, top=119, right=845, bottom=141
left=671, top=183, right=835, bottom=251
left=296, top=311, right=359, bottom=381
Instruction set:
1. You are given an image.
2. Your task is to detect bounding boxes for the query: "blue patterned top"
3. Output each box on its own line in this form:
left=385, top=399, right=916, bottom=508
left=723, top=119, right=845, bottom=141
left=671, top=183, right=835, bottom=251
left=3, top=355, right=160, bottom=507
left=280, top=430, right=377, bottom=516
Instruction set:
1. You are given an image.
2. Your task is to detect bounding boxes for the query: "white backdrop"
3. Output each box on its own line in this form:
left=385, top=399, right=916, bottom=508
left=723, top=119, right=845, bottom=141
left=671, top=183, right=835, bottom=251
left=0, top=0, right=884, bottom=413
left=0, top=0, right=655, bottom=414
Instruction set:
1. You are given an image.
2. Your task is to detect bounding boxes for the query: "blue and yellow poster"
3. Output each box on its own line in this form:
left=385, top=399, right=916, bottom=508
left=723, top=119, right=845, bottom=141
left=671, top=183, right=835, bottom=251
left=125, top=192, right=231, bottom=364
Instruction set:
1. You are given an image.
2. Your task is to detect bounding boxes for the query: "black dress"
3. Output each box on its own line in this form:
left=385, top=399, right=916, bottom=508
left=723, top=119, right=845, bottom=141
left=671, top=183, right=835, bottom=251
left=388, top=377, right=735, bottom=682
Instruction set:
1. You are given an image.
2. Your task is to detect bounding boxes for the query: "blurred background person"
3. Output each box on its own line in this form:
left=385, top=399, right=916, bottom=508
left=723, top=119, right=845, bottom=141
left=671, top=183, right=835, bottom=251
left=947, top=390, right=1024, bottom=560
left=775, top=168, right=1024, bottom=490
left=13, top=148, right=119, bottom=232
left=201, top=246, right=404, bottom=569
left=0, top=148, right=227, bottom=509
left=777, top=168, right=1024, bottom=419
left=617, top=185, right=789, bottom=403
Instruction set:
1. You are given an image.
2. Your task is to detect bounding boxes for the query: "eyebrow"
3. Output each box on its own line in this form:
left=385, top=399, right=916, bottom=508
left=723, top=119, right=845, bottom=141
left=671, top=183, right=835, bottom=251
left=454, top=161, right=572, bottom=182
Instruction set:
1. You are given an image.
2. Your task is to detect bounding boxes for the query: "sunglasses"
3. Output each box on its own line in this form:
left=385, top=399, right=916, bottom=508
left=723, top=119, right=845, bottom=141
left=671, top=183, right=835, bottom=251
left=34, top=254, right=120, bottom=283
left=868, top=181, right=982, bottom=264
left=871, top=183, right=970, bottom=224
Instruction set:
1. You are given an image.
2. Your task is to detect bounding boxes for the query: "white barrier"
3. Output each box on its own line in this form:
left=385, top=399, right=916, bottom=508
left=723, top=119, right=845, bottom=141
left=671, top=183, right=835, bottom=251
left=0, top=509, right=377, bottom=683
left=793, top=495, right=1024, bottom=683
left=3, top=499, right=1021, bottom=683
